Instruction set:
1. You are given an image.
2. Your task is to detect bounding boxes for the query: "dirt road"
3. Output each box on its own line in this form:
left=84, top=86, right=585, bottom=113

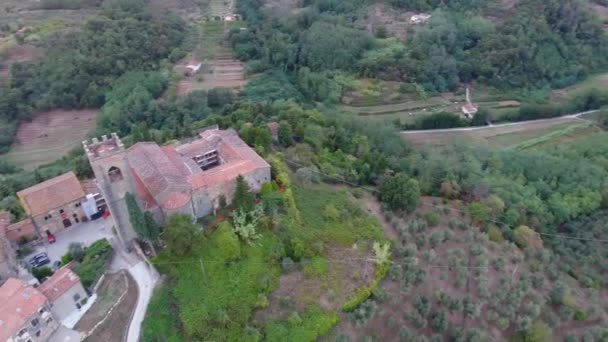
left=400, top=110, right=597, bottom=135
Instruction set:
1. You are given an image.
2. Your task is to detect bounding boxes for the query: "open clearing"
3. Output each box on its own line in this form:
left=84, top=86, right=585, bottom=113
left=3, top=109, right=98, bottom=170
left=76, top=270, right=138, bottom=342
left=402, top=115, right=590, bottom=147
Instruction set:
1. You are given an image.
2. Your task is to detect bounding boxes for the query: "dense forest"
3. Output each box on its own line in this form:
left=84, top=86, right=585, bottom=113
left=0, top=0, right=185, bottom=152
left=232, top=0, right=608, bottom=94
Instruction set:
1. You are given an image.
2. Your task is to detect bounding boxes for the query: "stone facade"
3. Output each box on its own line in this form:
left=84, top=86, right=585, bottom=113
left=84, top=129, right=271, bottom=235
left=83, top=134, right=137, bottom=245
left=0, top=213, right=18, bottom=284
left=5, top=219, right=38, bottom=244
left=16, top=172, right=87, bottom=237
left=30, top=199, right=87, bottom=236
left=0, top=279, right=59, bottom=342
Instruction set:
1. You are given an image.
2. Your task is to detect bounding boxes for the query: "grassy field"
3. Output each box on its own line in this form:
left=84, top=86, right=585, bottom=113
left=143, top=174, right=387, bottom=341
left=551, top=72, right=608, bottom=103
left=402, top=116, right=593, bottom=148
left=2, top=109, right=98, bottom=170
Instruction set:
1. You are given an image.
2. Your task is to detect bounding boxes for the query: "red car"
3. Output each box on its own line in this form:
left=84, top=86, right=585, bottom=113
left=46, top=231, right=56, bottom=244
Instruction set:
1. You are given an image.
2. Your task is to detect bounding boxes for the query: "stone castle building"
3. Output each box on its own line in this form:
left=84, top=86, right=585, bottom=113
left=84, top=128, right=271, bottom=244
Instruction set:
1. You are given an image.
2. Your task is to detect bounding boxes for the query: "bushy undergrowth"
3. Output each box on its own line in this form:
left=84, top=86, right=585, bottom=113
left=72, top=238, right=113, bottom=288
left=264, top=307, right=339, bottom=342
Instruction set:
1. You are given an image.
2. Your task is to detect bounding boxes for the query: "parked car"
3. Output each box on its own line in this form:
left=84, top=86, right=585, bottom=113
left=52, top=260, right=62, bottom=270
left=46, top=231, right=56, bottom=244
left=29, top=253, right=50, bottom=268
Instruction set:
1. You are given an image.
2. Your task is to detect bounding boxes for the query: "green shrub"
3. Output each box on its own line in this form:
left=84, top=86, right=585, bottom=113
left=33, top=267, right=53, bottom=281
left=213, top=222, right=241, bottom=261
left=61, top=252, right=73, bottom=265
left=342, top=286, right=372, bottom=312
left=488, top=226, right=504, bottom=242
left=573, top=310, right=587, bottom=321
left=424, top=212, right=440, bottom=227
left=303, top=256, right=329, bottom=278
left=264, top=307, right=339, bottom=342
left=281, top=257, right=296, bottom=272
left=72, top=239, right=113, bottom=288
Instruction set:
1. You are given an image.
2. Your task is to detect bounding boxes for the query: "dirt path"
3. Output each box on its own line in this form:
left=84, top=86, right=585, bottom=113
left=358, top=193, right=399, bottom=241
left=77, top=271, right=138, bottom=342
left=401, top=110, right=597, bottom=135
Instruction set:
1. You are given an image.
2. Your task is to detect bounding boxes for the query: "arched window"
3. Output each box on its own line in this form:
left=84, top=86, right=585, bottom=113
left=108, top=166, right=124, bottom=182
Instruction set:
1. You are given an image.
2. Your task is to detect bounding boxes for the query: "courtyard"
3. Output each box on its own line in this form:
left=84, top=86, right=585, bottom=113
left=25, top=217, right=115, bottom=267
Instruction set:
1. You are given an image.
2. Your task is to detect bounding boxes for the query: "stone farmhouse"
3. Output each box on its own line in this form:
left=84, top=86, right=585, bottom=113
left=16, top=172, right=87, bottom=237
left=0, top=278, right=59, bottom=342
left=84, top=127, right=271, bottom=244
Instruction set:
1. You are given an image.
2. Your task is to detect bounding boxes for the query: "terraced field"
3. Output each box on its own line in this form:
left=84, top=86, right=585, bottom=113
left=174, top=0, right=248, bottom=96
left=3, top=109, right=98, bottom=170
left=402, top=115, right=596, bottom=148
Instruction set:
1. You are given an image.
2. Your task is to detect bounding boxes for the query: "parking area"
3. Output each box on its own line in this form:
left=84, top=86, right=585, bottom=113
left=25, top=218, right=115, bottom=267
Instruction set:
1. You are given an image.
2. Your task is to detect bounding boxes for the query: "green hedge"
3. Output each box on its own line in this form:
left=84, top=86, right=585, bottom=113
left=72, top=239, right=113, bottom=288
left=342, top=262, right=390, bottom=312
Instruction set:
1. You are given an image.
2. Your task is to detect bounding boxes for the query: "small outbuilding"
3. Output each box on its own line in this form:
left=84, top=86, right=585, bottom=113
left=38, top=263, right=88, bottom=321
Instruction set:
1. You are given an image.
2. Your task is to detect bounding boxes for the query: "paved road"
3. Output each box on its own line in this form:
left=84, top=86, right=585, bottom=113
left=109, top=240, right=159, bottom=342
left=27, top=217, right=158, bottom=342
left=401, top=110, right=598, bottom=135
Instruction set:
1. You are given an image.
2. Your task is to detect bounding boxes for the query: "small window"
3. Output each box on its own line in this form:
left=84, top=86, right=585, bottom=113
left=75, top=203, right=80, bottom=208
left=48, top=214, right=52, bottom=219
left=35, top=330, right=41, bottom=337
left=46, top=317, right=53, bottom=324
left=31, top=318, right=39, bottom=327
left=59, top=209, right=64, bottom=214
left=73, top=293, right=81, bottom=302
left=73, top=213, right=78, bottom=218
left=44, top=216, right=48, bottom=220
left=18, top=329, right=27, bottom=337
left=39, top=308, right=45, bottom=314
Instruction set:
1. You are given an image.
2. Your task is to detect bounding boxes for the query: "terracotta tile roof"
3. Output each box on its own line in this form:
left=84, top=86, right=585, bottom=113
left=127, top=143, right=190, bottom=199
left=80, top=179, right=101, bottom=195
left=16, top=172, right=85, bottom=217
left=161, top=192, right=192, bottom=210
left=0, top=278, right=48, bottom=341
left=38, top=263, right=81, bottom=302
left=127, top=129, right=269, bottom=206
left=5, top=219, right=35, bottom=242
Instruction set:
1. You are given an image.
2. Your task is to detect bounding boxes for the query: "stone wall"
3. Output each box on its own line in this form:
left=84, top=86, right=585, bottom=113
left=31, top=199, right=87, bottom=236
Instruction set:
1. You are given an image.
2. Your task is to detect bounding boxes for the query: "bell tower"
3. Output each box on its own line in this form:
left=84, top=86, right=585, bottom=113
left=83, top=133, right=137, bottom=245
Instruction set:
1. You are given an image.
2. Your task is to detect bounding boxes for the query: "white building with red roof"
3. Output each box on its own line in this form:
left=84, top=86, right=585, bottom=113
left=38, top=263, right=88, bottom=321
left=0, top=278, right=58, bottom=342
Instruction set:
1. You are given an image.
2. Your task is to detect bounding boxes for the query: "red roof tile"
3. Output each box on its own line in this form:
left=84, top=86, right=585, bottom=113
left=38, top=263, right=81, bottom=302
left=0, top=279, right=48, bottom=341
left=17, top=172, right=85, bottom=217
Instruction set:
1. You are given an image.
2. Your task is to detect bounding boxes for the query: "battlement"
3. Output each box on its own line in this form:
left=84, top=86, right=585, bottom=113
left=83, top=133, right=125, bottom=159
